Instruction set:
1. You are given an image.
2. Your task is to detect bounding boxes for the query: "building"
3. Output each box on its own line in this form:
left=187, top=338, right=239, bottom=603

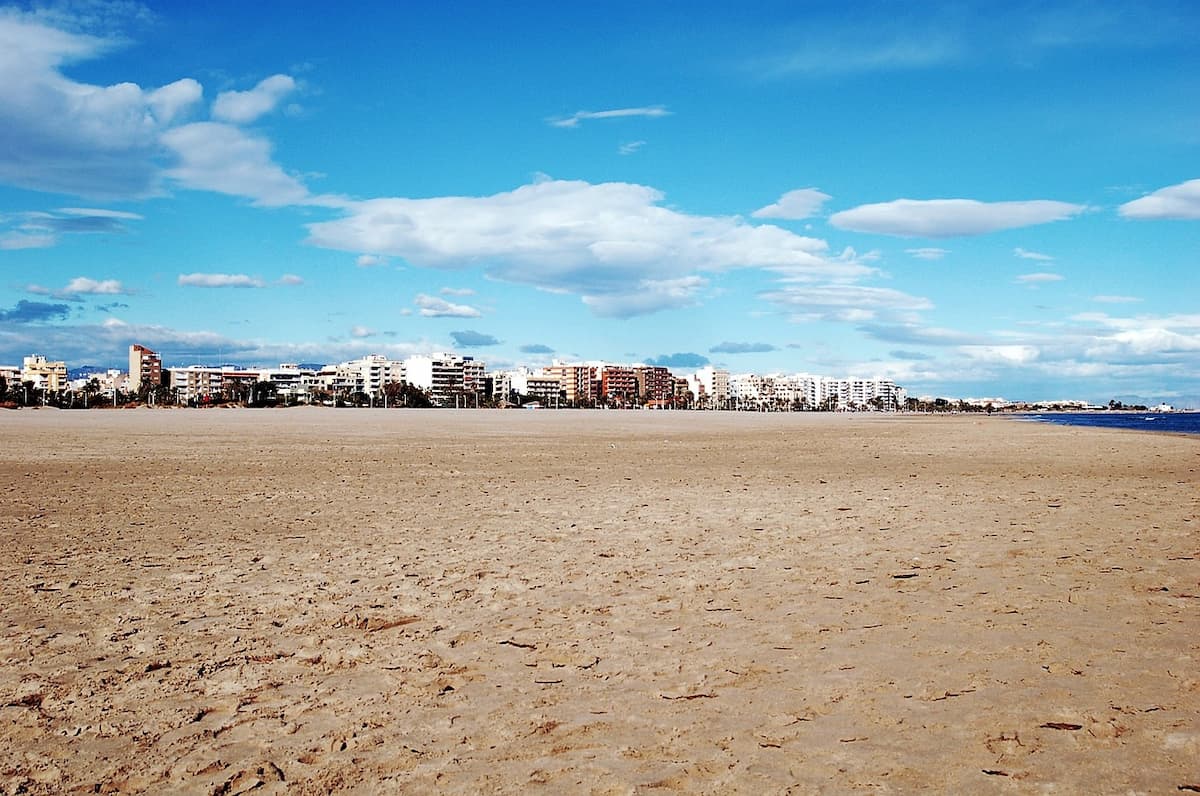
left=168, top=365, right=259, bottom=404
left=688, top=366, right=729, bottom=409
left=22, top=354, right=68, bottom=392
left=493, top=368, right=564, bottom=405
left=599, top=365, right=638, bottom=405
left=128, top=344, right=162, bottom=394
left=405, top=353, right=486, bottom=406
left=319, top=355, right=404, bottom=399
left=542, top=363, right=599, bottom=405
left=258, top=364, right=320, bottom=402
left=634, top=366, right=675, bottom=405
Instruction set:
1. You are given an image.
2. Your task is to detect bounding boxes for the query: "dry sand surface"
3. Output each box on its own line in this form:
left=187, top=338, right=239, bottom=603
left=1, top=408, right=1197, bottom=794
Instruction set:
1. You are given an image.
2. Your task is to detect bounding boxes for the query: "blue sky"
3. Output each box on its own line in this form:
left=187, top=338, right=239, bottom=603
left=1, top=1, right=1197, bottom=404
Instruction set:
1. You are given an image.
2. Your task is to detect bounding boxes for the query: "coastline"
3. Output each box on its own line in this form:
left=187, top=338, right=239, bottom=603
left=2, top=411, right=1196, bottom=792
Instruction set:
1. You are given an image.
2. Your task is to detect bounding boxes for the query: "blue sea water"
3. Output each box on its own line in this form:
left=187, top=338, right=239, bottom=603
left=1014, top=412, right=1200, bottom=436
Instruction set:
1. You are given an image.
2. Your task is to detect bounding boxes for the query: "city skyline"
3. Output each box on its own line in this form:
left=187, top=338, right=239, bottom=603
left=1, top=2, right=1197, bottom=406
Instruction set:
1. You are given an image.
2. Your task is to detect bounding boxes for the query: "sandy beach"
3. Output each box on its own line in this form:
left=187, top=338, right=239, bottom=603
left=1, top=408, right=1196, bottom=794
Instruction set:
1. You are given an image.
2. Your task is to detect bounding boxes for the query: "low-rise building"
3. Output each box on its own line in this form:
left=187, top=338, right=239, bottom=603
left=22, top=354, right=68, bottom=392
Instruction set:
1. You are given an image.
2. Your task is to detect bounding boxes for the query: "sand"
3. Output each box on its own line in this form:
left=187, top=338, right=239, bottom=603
left=0, top=408, right=1197, bottom=794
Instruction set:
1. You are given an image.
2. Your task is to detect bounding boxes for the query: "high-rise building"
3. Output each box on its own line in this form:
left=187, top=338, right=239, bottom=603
left=128, top=345, right=162, bottom=394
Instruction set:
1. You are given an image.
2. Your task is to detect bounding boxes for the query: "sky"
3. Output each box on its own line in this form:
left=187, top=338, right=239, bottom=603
left=0, top=0, right=1197, bottom=405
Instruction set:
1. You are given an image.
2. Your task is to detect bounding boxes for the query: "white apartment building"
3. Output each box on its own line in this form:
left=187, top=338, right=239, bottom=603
left=688, top=366, right=730, bottom=409
left=168, top=365, right=259, bottom=403
left=493, top=367, right=563, bottom=404
left=728, top=373, right=774, bottom=409
left=319, top=355, right=404, bottom=397
left=21, top=354, right=68, bottom=392
left=405, top=353, right=486, bottom=406
left=259, top=364, right=320, bottom=401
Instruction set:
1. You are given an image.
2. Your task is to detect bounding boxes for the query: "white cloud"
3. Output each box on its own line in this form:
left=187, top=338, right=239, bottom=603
left=178, top=273, right=266, bottom=288
left=548, top=106, right=670, bottom=128
left=958, top=345, right=1041, bottom=365
left=0, top=12, right=203, bottom=198
left=25, top=276, right=129, bottom=298
left=759, top=284, right=933, bottom=323
left=0, top=317, right=441, bottom=369
left=905, top=247, right=949, bottom=260
left=1118, top=178, right=1200, bottom=220
left=148, top=78, right=203, bottom=125
left=414, top=293, right=481, bottom=318
left=0, top=232, right=55, bottom=250
left=830, top=198, right=1086, bottom=237
left=350, top=325, right=375, bottom=338
left=1092, top=295, right=1141, bottom=304
left=582, top=277, right=708, bottom=318
left=1015, top=272, right=1064, bottom=284
left=752, top=188, right=831, bottom=220
left=1014, top=247, right=1054, bottom=260
left=212, top=74, right=297, bottom=124
left=618, top=140, right=646, bottom=156
left=64, top=276, right=125, bottom=295
left=161, top=122, right=312, bottom=207
left=58, top=207, right=144, bottom=220
left=307, top=178, right=859, bottom=317
left=440, top=287, right=475, bottom=296
left=277, top=274, right=304, bottom=286
left=356, top=254, right=385, bottom=268
left=758, top=34, right=963, bottom=77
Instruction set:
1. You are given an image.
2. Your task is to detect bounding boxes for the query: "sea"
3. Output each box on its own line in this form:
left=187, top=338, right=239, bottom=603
left=1014, top=411, right=1200, bottom=436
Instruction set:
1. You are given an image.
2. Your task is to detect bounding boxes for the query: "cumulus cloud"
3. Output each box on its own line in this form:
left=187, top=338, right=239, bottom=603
left=709, top=341, right=777, bottom=354
left=830, top=198, right=1086, bottom=237
left=307, top=179, right=859, bottom=317
left=0, top=11, right=203, bottom=198
left=450, top=330, right=500, bottom=347
left=905, top=247, right=949, bottom=260
left=27, top=277, right=129, bottom=299
left=178, top=273, right=266, bottom=288
left=414, top=293, right=481, bottom=318
left=752, top=188, right=831, bottom=220
left=350, top=325, right=375, bottom=338
left=212, top=74, right=297, bottom=124
left=1015, top=272, right=1064, bottom=284
left=1119, top=178, right=1200, bottom=220
left=548, top=106, right=670, bottom=128
left=161, top=122, right=312, bottom=207
left=356, top=254, right=385, bottom=267
left=64, top=276, right=126, bottom=295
